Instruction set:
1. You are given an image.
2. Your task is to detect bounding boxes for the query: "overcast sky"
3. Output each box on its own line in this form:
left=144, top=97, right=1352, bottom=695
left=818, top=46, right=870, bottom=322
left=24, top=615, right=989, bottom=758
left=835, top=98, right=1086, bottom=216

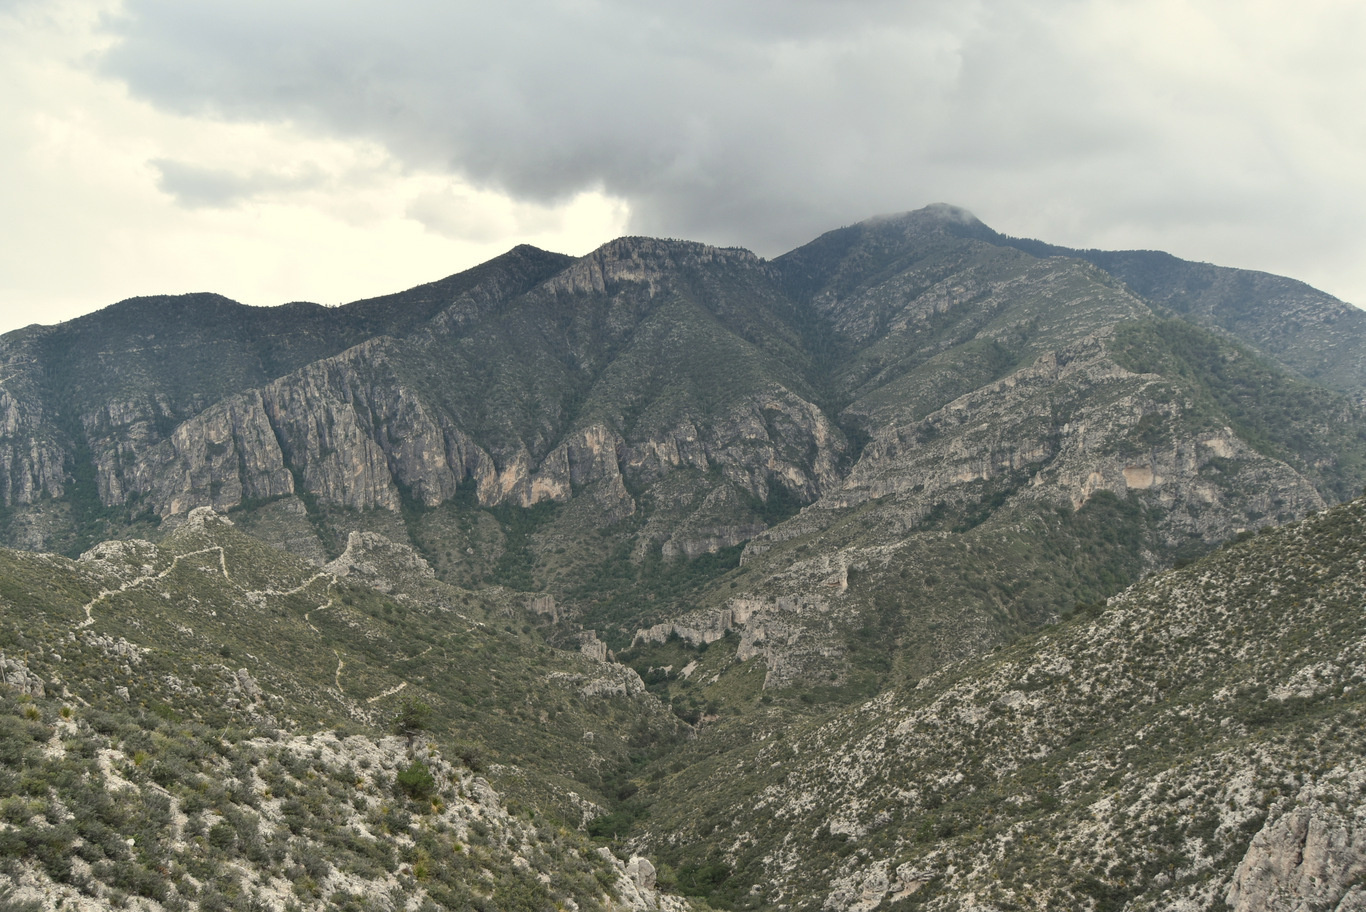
left=3, top=0, right=1364, bottom=336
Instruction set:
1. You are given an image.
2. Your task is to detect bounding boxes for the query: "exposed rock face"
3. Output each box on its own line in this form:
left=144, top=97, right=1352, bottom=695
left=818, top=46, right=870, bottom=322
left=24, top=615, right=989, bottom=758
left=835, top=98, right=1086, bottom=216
left=133, top=390, right=296, bottom=514
left=1227, top=803, right=1366, bottom=912
left=233, top=667, right=262, bottom=702
left=633, top=595, right=842, bottom=689
left=831, top=334, right=1324, bottom=543
left=577, top=630, right=611, bottom=662
left=326, top=530, right=437, bottom=593
left=126, top=340, right=484, bottom=515
left=549, top=665, right=648, bottom=699
left=90, top=280, right=843, bottom=528
left=626, top=855, right=657, bottom=891
left=0, top=654, right=45, bottom=697
left=122, top=356, right=841, bottom=524
left=506, top=423, right=635, bottom=510
left=528, top=594, right=559, bottom=622
left=0, top=398, right=66, bottom=507
left=611, top=852, right=687, bottom=912
left=0, top=246, right=568, bottom=509
left=0, top=332, right=67, bottom=508
left=658, top=390, right=843, bottom=503
left=649, top=482, right=768, bottom=562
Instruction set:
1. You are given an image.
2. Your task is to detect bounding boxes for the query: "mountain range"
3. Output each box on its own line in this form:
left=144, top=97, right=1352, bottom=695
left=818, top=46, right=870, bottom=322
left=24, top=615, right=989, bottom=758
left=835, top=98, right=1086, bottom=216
left=2, top=204, right=1365, bottom=911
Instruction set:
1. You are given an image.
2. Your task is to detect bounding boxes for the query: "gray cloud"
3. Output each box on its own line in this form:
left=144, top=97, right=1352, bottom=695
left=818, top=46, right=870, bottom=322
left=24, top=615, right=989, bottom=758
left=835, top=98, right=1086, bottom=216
left=150, top=159, right=326, bottom=208
left=97, top=1, right=1366, bottom=301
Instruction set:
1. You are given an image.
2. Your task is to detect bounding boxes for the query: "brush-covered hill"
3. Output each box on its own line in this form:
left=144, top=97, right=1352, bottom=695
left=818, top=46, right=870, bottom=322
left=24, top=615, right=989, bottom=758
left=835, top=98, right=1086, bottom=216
left=0, top=508, right=689, bottom=911
left=630, top=491, right=1366, bottom=912
left=4, top=445, right=1366, bottom=911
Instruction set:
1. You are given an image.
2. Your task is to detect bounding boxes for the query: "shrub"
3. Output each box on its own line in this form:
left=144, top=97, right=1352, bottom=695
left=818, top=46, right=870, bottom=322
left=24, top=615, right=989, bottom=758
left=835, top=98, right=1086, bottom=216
left=395, top=760, right=435, bottom=802
left=207, top=821, right=236, bottom=850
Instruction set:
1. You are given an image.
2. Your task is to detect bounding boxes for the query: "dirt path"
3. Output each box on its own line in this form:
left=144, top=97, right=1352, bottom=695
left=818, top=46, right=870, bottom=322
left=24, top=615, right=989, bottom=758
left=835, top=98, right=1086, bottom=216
left=79, top=546, right=229, bottom=629
left=366, top=681, right=408, bottom=704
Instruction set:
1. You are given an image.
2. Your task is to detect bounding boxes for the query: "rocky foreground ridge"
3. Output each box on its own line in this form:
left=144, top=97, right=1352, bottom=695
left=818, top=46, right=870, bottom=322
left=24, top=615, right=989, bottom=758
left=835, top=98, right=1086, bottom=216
left=0, top=509, right=687, bottom=911
left=3, top=451, right=1366, bottom=910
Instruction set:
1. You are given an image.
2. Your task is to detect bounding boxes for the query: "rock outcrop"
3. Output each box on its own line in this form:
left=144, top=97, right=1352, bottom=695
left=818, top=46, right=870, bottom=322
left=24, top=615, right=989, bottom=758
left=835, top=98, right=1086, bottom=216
left=0, top=654, right=45, bottom=697
left=1227, top=803, right=1366, bottom=912
left=831, top=334, right=1324, bottom=543
left=0, top=332, right=67, bottom=510
left=326, top=530, right=437, bottom=594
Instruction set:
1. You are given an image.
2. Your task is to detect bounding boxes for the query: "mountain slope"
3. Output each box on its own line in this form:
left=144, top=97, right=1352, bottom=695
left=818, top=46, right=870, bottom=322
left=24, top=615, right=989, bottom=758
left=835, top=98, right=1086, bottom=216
left=4, top=205, right=1366, bottom=910
left=0, top=245, right=572, bottom=554
left=5, top=462, right=1366, bottom=911
left=615, top=209, right=1366, bottom=691
left=632, top=493, right=1366, bottom=911
left=0, top=510, right=689, bottom=910
left=993, top=233, right=1366, bottom=398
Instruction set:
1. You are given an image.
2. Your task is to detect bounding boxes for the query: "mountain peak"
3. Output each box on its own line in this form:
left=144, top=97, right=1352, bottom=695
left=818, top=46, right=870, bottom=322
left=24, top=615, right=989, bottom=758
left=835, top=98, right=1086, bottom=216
left=852, top=203, right=996, bottom=243
left=865, top=202, right=984, bottom=228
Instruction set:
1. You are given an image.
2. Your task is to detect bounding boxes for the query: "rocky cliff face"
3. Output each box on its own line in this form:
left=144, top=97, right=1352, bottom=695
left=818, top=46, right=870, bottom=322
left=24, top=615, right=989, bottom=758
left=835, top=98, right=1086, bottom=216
left=121, top=338, right=843, bottom=526
left=0, top=329, right=67, bottom=510
left=1227, top=802, right=1366, bottom=912
left=0, top=247, right=572, bottom=540
left=833, top=331, right=1323, bottom=538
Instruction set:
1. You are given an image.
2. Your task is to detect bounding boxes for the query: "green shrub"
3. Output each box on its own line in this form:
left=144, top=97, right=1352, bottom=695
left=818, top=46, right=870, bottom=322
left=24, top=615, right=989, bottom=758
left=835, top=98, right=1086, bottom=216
left=395, top=760, right=436, bottom=802
left=207, top=821, right=236, bottom=850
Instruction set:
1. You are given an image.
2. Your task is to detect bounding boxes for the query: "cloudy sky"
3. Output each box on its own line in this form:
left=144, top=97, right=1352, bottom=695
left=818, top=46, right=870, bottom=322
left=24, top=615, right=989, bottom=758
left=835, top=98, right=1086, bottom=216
left=2, top=0, right=1364, bottom=336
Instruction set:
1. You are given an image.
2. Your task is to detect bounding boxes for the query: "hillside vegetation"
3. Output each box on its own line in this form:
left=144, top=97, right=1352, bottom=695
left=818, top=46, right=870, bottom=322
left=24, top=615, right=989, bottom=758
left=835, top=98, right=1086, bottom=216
left=632, top=493, right=1366, bottom=910
left=0, top=511, right=687, bottom=910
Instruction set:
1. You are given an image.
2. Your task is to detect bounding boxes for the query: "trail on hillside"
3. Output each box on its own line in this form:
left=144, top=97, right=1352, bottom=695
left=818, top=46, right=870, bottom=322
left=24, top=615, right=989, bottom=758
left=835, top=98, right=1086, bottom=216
left=367, top=681, right=407, bottom=703
left=303, top=586, right=338, bottom=632
left=79, top=546, right=229, bottom=629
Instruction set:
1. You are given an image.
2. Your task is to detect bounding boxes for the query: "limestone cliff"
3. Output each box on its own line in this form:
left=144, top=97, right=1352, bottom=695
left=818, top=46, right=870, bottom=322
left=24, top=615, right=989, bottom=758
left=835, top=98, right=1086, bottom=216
left=1227, top=802, right=1366, bottom=912
left=0, top=329, right=66, bottom=509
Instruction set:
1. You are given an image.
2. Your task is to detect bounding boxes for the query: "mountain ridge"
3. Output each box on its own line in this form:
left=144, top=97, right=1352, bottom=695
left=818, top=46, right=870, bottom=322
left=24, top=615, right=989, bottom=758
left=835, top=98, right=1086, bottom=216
left=4, top=204, right=1366, bottom=910
left=4, top=206, right=1365, bottom=683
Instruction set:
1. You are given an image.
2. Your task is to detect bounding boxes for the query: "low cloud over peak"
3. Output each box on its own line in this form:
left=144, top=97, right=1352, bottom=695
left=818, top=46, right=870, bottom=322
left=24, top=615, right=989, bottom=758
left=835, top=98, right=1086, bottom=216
left=92, top=1, right=1366, bottom=291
